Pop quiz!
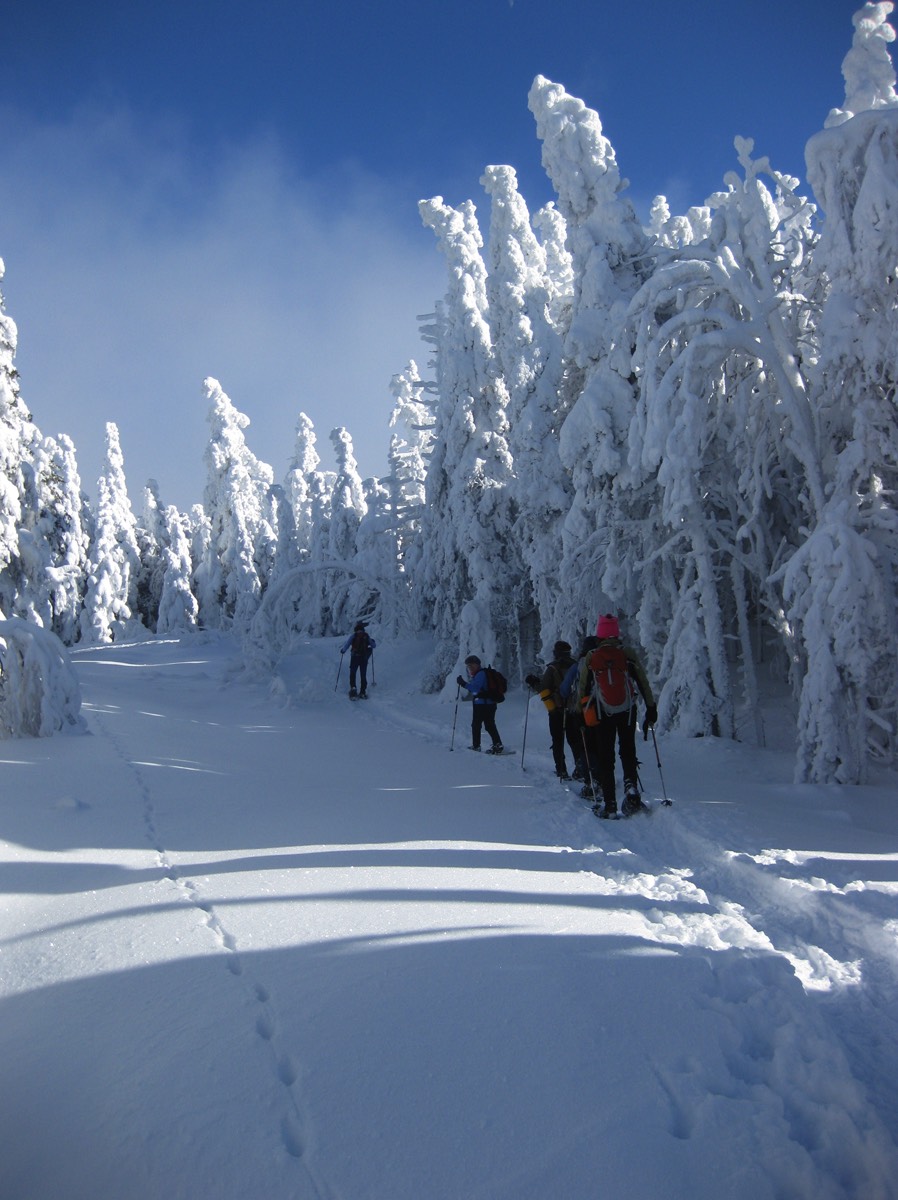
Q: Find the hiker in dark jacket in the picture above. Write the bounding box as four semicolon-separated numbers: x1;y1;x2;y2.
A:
526;640;575;779
588;614;657;817
562;636;600;788
340;622;376;698
456;655;504;754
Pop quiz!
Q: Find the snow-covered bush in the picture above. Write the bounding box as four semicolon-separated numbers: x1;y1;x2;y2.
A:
0;617;86;737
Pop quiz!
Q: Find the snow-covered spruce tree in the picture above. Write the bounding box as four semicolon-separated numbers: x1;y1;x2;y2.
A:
387;361;432;583
0;261;44;623
80;423;141;644
785;0;898;780
156;505;199;635
14;433;91;642
611;140;821;741
325;426;368;633
186;503;216;628
418;196;518;690
481;165;573;661
284;411;321;558
291;468;336;636
200;377;274;632
133;480;167;633
528;77;654;644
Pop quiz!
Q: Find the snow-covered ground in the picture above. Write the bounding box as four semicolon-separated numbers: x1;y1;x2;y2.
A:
1;632;897;1200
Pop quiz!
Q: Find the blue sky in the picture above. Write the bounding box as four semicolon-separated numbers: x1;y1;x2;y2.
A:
0;0;864;509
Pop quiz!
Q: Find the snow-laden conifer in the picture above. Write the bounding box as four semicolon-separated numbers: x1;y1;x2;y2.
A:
134;480;167;632
324;426;368;632
481;165;572;657
80;423;141;644
419;196;516;688
25;433;91;643
0;261;42;622
284;412;321;559
787;0;898;779
528;78;652;644
387;361;432;596
201;377;274;632
156;505;199;635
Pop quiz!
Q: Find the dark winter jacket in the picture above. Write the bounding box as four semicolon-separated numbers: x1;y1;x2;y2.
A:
527;654;575;709
341;630;376;659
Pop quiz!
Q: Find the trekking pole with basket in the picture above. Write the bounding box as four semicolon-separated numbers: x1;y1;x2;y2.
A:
334;650;345;692
645;721;671;805
521;683;532;770
450;683;461;751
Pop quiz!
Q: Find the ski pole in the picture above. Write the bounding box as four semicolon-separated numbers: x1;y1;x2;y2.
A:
370;650;376;686
581;726;599;806
334;650;345;692
450;683;461;750
521;684;532;769
650;726;671;805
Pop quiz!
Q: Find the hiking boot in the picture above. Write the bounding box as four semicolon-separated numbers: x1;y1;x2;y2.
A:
349;686;358;698
580;783;595;799
359;690;367;698
598;801;618;819
557;771;571;781
622;791;642;816
469;745;481;752
486;743;504;755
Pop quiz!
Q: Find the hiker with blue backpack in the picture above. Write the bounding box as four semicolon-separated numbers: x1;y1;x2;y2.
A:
456;655;505;754
583;614;657;818
341;622;376;699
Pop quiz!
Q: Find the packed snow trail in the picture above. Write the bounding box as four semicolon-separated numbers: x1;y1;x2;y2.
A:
0;634;896;1200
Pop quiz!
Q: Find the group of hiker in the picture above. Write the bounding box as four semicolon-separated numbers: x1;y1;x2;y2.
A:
524;613;657;818
338;612;658;818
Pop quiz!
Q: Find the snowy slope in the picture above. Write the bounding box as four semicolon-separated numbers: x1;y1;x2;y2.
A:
1;633;896;1200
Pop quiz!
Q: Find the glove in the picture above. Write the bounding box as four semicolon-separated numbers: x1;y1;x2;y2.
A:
456;675;466;688
525;674;539;689
644;705;658;729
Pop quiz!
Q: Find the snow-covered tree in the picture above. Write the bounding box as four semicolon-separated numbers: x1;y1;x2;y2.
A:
200;377;274;632
80;423;141;644
0;617;86;737
14;433;91;642
386;361;432;585
418;196;517;688
481;164;573;658
788;0;898;780
528;76;654;644
134;480;167;632
284;412;321;559
156;505;199;635
0;261;42;622
325;426;368;632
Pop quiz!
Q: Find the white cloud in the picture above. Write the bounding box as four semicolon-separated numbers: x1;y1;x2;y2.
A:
0;105;445;510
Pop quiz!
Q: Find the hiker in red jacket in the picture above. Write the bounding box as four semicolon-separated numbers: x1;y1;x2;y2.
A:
587;614;657;818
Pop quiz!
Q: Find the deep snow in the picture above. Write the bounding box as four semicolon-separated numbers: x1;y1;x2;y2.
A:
1;633;897;1200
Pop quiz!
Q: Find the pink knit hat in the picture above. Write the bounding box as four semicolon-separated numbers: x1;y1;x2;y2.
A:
596;613;620;639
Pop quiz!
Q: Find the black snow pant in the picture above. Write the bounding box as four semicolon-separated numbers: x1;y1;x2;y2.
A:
595;707;639;808
548;708;569;775
349;654;370;693
472;701;501;750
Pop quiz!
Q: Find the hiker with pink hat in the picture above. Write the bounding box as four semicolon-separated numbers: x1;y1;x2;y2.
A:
581;613;657;818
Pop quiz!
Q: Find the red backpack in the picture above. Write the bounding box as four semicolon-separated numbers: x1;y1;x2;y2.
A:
588;644;636;715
